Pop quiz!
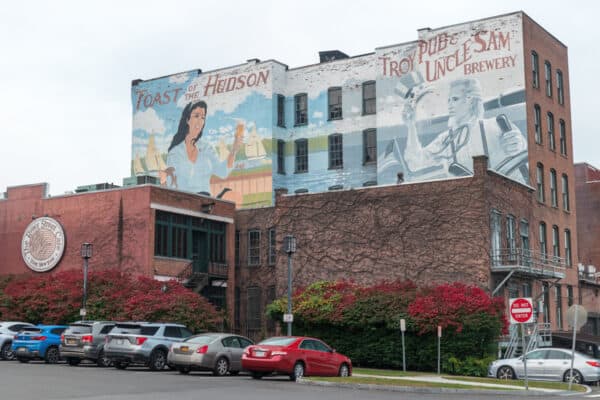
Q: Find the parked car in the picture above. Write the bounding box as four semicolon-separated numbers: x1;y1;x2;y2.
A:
0;321;35;360
488;347;600;384
104;322;192;370
241;336;352;381
11;325;68;364
60;321;116;367
168;333;253;376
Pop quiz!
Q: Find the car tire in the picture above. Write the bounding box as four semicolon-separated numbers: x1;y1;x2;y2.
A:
17;357;29;363
67;358;81;366
44;347;60;364
496;365;515;380
338;363;350;377
251;371;264;380
178;366;191;375
149;349;167;371
1;342;14;361
114;361;128;370
213;357;229;376
290;362;304;381
564;369;584;384
96;350;112;368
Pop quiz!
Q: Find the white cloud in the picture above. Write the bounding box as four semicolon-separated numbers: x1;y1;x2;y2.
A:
133;108;165;134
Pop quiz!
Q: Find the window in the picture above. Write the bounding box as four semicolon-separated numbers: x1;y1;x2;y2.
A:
507;215;516;257
277;94;285;127
539;222;547;260
545;61;552;97
564;229;572;266
210;230;225;263
557;70;564;105
295;139;308;173
248;230;261;266
522;282;532;298
547;112;555;151
277;140;286;174
555;285;563;330
534;105;542;144
247;287;262;330
490;209;502;265
562;174;570;211
552;225;560;260
235;230;240;268
294;93;307;126
520;219;530;265
567;285;574;306
328;87;342;120
550;169;558;207
268;228;276;265
559;119;567;156
363;129;377;164
531;51;539;88
362;81;376;115
328;133;343;169
542;282;550;323
234;287;240;329
536;163;545;203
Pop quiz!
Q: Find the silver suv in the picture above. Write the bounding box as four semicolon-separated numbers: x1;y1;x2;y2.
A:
60;321;116;367
0;322;35;360
104;322;192;370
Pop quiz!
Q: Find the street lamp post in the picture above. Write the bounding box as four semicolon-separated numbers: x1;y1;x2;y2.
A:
284;235;297;336
80;243;93;321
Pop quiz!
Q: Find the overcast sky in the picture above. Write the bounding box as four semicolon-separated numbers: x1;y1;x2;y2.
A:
1;0;597;196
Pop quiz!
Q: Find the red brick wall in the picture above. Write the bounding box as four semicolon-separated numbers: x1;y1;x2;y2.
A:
575;163;600;268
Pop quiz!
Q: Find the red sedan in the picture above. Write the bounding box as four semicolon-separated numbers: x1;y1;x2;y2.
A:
241;336;352;381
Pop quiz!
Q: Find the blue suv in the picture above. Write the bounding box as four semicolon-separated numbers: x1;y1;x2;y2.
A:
12;325;68;364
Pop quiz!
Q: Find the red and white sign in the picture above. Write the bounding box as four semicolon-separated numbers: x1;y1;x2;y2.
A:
509;297;534;324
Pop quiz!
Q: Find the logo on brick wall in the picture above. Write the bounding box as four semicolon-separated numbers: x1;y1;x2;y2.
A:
21;217;65;272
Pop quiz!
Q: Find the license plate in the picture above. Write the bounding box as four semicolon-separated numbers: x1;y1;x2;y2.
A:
180;346;189;352
115;339;124;345
17;347;27;353
254;350;265;357
66;339;77;345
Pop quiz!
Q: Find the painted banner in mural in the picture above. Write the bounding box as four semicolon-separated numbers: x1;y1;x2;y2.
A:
376;14;528;185
131;65;274;208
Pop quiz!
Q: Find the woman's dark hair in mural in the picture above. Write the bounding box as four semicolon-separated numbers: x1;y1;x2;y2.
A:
168;100;208;152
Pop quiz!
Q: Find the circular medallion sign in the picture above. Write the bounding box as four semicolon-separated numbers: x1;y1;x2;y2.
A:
21;217;65;272
509;297;534;324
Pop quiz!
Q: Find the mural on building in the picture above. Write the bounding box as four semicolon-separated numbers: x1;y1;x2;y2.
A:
377;14;528;185
131;65;274;208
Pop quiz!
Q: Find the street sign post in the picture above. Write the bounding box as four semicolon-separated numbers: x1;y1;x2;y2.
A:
400;318;406;372
509;297;533;390
437;326;441;374
566;305;588;390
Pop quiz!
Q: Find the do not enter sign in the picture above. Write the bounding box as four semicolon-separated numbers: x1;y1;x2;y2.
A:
509;297;534;324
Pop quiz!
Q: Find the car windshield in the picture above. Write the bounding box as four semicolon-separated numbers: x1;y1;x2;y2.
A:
185;335;217;344
258;337;297;346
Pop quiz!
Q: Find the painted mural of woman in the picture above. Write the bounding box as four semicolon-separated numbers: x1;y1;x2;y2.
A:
162;100;243;195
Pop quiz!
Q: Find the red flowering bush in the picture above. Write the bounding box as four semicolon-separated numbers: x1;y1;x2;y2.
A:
0;269;222;332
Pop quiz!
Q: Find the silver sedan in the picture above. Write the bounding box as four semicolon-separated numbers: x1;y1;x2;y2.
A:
168;333;253;376
488;347;600;384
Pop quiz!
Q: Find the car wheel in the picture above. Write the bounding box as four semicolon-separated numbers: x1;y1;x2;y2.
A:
45;347;60;364
338;363;350;377
564;369;584;384
17;357;29;363
96;350;112;368
251;371;264;380
149;349;167;371
290;362;305;381
496;365;515;380
178;366;191;375
114;361;128;370
67;358;81;366
213;357;229;376
1;342;14;361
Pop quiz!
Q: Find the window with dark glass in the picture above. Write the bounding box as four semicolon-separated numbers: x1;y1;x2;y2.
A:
562;174;570;211
559;119;567;155
294;93;307;126
277;139;285;174
557;70;564;105
328;133;343;169
536;163;545;203
542;282;550;323
522;282;532;298
552;225;560;260
268;228;276;265
277;94;285;127
564;229;572;266
247;287;262;330
567;285;574;306
539;222;547;259
248;230;261;266
328;87;342;120
534;104;542;144
531;51;539;88
362;81;376;115
555;284;562;329
363;129;377;164
490;209;502;265
547;112;555;151
550;169;558;207
295;139;308;173
507;214;516;256
545;61;552;97
235;230;240;268
521;219;531;266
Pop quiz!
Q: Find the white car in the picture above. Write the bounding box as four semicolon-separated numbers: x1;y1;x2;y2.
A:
489;347;600;384
0;321;35;360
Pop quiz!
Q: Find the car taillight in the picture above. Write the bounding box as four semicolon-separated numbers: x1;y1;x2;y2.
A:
82;335;93;344
61;334;65;342
135;337;148;345
196;345;208;354
31;336;46;341
586;361;600;367
271;351;287;356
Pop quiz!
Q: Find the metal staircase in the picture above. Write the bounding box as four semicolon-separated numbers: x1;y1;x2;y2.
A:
501;322;552;359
